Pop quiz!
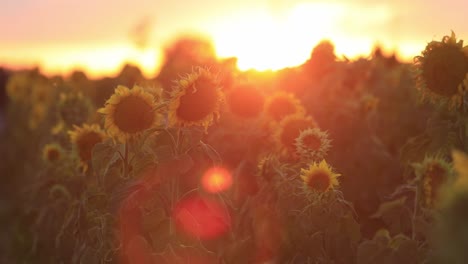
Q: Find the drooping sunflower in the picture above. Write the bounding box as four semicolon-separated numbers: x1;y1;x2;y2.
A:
301;160;341;193
227;84;265;119
168;67;223;130
415;157;451;208
264;92;305;122
98;85;160;142
294;128;331;161
414;31;468;107
42;143;64;163
68;124;107;166
275;114;317;154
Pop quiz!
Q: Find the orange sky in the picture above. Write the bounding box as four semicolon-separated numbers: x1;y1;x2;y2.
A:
1;0;468;78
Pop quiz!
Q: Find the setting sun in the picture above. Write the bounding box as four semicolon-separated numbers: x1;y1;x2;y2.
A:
208;3;344;71
205;2;411;71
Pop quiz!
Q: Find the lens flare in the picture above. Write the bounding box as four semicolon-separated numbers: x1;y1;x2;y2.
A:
173;194;231;240
201;167;233;193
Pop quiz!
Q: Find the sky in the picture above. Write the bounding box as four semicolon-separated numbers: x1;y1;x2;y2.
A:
1;0;468;78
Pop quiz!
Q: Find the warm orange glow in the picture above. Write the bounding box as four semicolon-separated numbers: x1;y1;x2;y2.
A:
201;167;233;193
206;2;417;71
0;43;161;79
173;194;231;240
0;0;454;77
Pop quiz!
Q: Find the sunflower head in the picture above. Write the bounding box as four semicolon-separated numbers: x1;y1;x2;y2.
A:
275;114;317;154
227;84;265;118
98;85;160;143
168;67;223;130
32;79;54;105
264;92;305;122
58;91;94;127
300;160;340;193
68;123;107;165
256;155;280;182
415;157;452;208
28;103;47;129
42;143;64;163
6;71;32;103
414;31;468;107
294;128;331;161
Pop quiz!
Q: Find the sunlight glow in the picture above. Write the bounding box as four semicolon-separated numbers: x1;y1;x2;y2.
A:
202;167;233;193
207;2;406;71
0;1;428;77
173;194;231;240
0;43;161;79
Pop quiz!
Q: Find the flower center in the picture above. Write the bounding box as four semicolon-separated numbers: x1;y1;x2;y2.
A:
176;75;219;122
77;132;104;162
422;45;468;96
302;134;321;151
306;171;331;192
47;149;60;162
113;95;154;133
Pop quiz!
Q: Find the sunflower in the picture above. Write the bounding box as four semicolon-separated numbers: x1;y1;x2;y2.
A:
415;157;451;208
264;92;305;122
275;114;317;154
28;103;47;129
301;160;340;193
98;85;159;142
414;31;468;107
452;149;468;189
42;143;64;163
31;79;53;105
168;67;223;130
58;91;94;127
69;124;107;166
227;84;265;118
256;155;279;182
6;71;31;103
294;128;331;161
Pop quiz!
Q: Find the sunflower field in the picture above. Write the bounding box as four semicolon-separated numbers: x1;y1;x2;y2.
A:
1;32;468;264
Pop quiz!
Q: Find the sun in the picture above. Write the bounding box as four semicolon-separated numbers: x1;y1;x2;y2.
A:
207;3;344;71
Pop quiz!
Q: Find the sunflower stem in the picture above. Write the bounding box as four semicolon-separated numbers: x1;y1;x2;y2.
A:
460;95;467;151
123;140;129;178
412;187;419;240
176;127;182;155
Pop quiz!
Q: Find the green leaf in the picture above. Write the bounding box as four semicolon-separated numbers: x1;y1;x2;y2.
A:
199;141;221;164
370;197;411;234
357;239;392;264
92;140;120;182
153;145;174;161
131;152;157;177
174;153;194;174
340;214;362;245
